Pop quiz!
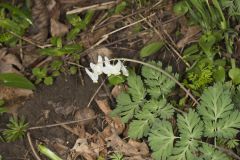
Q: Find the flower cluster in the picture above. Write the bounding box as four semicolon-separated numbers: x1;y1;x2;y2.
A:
85;56;129;83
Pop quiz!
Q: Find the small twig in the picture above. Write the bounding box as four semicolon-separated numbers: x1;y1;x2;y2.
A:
28;116;97;130
87;78;107;108
67;61;86;69
27;132;42;160
138;14;190;67
67;1;120;15
7;30;45;49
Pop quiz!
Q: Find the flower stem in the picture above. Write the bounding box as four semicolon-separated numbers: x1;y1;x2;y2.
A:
112;58;199;105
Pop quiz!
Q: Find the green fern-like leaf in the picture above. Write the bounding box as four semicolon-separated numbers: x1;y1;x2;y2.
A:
141;61;178;99
177;109;203;139
199;144;230;160
127;72;145;102
128;119;150;139
198;83;240;138
170;110;203;160
170;138;198;160
149;120;176;160
111;72;145;123
142;99;174;119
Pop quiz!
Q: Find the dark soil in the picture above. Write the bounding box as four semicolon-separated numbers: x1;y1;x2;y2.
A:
0;74;101;159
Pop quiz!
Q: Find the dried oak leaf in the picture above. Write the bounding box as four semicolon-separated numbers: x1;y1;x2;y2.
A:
30;0;49;43
105;129;149;157
50;18;69;37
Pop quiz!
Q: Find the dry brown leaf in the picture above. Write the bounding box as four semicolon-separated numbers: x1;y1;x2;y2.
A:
89;47;113;63
95;99;125;135
0;86;33;100
50;18;69;37
30;0;49;43
105;129;149;157
177;26;201;49
111;85;126;98
68;138;97;160
74;108;96;125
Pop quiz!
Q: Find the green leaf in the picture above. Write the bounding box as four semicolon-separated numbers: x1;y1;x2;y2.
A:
108;75;125;85
141;61;178;98
0;107;7;115
213;66;225;82
177;109;203;139
44;77;53;86
199;33;216;58
229;68;240;84
173;1;188;15
128;120;149;139
140;41;165;58
111;93;140;123
216;111;240;138
0;3;32;24
170;139;196;160
50;60;63;71
3;117;28;142
199;144;230;160
148;120;175;160
40;44;83;56
32;67;47;79
127;72;145;102
0;99;4;106
50;37;62;48
198;83;236;138
38;144;62;160
0;73;35;90
142;99;174;119
115;1;127;14
69;66;77;75
67;27;80;40
84;10;94;25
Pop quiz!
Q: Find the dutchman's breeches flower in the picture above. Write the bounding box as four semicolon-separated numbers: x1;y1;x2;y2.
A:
85;56;129;83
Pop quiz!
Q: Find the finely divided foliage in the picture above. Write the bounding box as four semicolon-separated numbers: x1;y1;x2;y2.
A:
112;61;240;160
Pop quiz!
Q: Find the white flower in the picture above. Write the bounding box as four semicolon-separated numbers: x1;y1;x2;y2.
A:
102;57;121;76
85;56;129;83
121;63;129;76
85;68;98;83
89;55;103;75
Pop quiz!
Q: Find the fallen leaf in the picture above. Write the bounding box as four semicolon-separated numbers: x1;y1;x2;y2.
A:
74;107;96;125
68;138;97;160
51;18;69;37
111;85;126;98
95;99;125;135
105;128;149;157
177;26;201;49
89;47;113;63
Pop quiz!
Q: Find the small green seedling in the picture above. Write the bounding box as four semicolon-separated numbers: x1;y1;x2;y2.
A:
38;144;62;160
3;117;28;142
32;67;53;86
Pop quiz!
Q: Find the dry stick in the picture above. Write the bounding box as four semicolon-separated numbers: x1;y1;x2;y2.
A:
7;30;45;49
93;0;164;31
89;13;156;50
66;0;121;15
87;78;107;108
28;116;97;130
112;58;199;105
27;132;42;160
138;14;190;67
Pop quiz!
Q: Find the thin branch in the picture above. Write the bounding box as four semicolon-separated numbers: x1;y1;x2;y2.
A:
7;30;45;49
28;116;97;130
87;78;107;108
27;132;42;160
66;1;121;15
111;58;199;105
